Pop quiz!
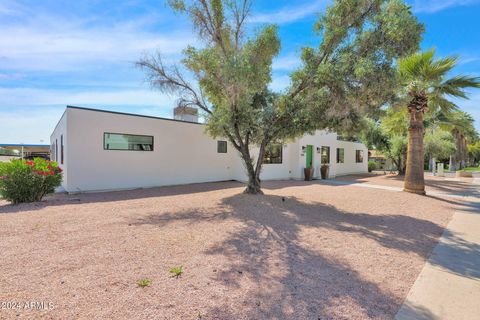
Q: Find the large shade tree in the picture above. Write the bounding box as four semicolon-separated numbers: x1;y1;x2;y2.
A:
397;49;480;194
138;0;423;194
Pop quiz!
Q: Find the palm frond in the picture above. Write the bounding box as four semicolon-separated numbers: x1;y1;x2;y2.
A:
398;49;435;81
436;75;480;98
424;55;458;80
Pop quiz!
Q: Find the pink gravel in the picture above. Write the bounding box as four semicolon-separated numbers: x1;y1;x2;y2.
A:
0;179;463;319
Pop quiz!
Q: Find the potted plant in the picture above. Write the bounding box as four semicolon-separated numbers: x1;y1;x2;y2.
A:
304;166;314;181
320;164;329;179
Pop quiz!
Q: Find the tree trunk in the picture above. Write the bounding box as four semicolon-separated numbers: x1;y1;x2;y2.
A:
404;110;425;195
396;155;406;175
239;149;263;195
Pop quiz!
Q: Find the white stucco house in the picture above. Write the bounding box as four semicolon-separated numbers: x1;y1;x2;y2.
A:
50;106;368;193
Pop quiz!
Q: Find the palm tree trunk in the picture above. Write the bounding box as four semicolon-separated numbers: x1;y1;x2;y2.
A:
404;110;425;194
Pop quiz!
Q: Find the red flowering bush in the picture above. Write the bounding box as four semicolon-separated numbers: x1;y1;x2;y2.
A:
0;158;63;204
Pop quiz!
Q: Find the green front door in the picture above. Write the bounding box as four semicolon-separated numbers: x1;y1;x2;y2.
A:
306;145;313;168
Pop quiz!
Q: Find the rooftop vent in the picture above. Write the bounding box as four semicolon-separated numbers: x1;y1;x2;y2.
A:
173;106;198;123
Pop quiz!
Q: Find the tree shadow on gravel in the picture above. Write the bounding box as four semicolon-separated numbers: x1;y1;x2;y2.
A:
133;193;447;319
0;180;243;214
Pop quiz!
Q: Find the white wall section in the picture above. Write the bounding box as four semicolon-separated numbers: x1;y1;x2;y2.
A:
51;106;368;193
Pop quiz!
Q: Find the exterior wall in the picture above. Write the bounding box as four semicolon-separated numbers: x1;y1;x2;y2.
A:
62;108;234;192
334;140;368;176
53;107;368;192
50;110;68;189
232;142;298;182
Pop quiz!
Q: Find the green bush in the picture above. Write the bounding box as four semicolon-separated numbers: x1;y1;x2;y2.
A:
0;158;63;204
368;161;377;172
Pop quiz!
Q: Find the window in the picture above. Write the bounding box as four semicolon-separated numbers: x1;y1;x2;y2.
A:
51;143;55;161
356;150;364;163
263;144;282;164
217;140;227;153
321;146;330;164
104;133;153;151
336;148;344;164
60;135;64;164
55;139;58;162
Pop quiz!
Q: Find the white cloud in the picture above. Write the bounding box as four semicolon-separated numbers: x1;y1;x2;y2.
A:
0;87;176;108
413;0;480;13
0;106;66;144
250;1;328;24
459;56;480;65
452;91;480;131
0;22;194;72
272;54;302;71
269;75;291;92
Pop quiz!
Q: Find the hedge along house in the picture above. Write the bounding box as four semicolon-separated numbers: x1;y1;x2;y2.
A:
50;106;368;193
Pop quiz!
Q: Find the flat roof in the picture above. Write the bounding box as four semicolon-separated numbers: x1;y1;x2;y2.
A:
66;105;203;125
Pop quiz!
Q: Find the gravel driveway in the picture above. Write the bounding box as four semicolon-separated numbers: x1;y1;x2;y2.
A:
0;179;461;319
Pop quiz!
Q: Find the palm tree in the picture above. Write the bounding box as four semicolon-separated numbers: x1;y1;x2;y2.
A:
397;49;480;194
443;111;477;170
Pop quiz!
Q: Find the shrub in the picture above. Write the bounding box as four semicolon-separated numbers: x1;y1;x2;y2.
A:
368;161;377;172
169;266;183;278
137;278;151;288
0;158;63;204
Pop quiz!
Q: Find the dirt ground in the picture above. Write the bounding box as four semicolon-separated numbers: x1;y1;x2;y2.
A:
0;176;468;319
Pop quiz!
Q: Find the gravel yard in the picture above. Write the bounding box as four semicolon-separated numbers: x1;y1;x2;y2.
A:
0;178;462;319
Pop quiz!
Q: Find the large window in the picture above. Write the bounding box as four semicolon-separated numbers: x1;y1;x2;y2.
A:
356;150;364;163
217;141;227;153
336;148;344;164
60;135;64;164
321;146;330;164
264;144;282;164
104;133;154;151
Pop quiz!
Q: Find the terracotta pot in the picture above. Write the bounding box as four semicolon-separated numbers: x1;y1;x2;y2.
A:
320;165;329;179
304;167;314;181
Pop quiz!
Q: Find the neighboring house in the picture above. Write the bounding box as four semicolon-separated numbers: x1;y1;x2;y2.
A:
368;149;394;171
0;144;50;162
51;106;368;193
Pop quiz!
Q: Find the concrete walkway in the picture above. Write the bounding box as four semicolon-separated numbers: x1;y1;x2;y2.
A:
397;176;480;320
395;198;480;320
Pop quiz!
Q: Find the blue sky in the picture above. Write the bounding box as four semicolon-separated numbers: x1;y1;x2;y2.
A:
1;0;480;144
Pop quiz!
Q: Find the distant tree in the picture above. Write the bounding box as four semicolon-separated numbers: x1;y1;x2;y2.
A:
468;141;480;165
423;128;456;166
397;49;480;194
138;0;423;194
437;110;478;170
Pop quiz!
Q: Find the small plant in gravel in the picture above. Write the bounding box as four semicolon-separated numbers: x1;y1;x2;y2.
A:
0;158;63;204
137;278;151;288
170;266;183;278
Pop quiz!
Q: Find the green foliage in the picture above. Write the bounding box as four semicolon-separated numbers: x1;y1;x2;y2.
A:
368;161;377;172
423;128;456;160
0;158;63;204
397;48;480;115
468;141;480;163
292;0;424;132
138;0;424;193
169;265;183;278
459;166;480;172
137;278;152;287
